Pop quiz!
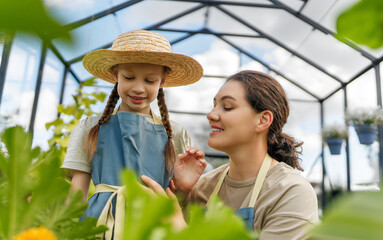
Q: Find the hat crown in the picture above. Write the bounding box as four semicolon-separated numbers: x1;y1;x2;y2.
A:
111;30;172;53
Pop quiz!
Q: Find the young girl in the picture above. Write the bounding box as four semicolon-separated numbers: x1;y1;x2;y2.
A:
143;70;319;239
61;30;206;239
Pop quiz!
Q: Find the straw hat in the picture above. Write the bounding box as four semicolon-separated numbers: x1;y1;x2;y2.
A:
82;30;203;87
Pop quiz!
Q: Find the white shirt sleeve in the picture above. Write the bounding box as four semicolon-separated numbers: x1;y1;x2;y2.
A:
61;116;100;173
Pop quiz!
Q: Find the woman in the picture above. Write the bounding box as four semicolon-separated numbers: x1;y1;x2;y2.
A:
143;70;319;239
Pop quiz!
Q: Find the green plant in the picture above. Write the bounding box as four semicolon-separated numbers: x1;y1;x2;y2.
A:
0;126;107;239
310;190;383;239
0;0;72;43
346;107;383;126
321;124;348;140
45;78;107;163
121;170;258;240
336;0;383;49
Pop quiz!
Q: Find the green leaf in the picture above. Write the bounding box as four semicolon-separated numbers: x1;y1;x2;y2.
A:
0;0;72;43
310;191;383;239
336;0;383;49
82;78;97;86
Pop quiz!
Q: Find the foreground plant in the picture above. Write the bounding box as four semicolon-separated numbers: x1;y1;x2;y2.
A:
0;126;106;239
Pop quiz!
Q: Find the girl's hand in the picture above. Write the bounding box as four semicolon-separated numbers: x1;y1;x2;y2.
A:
173;146;207;194
141;175;187;231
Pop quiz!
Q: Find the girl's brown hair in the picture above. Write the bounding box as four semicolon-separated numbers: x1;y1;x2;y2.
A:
227;70;304;170
85;66;176;174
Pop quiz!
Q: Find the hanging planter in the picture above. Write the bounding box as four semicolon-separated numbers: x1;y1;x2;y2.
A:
322;124;348;155
346;108;383;145
354;124;377;145
326;138;343;155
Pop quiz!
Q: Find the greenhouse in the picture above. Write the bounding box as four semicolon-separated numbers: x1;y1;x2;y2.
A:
1;0;383;239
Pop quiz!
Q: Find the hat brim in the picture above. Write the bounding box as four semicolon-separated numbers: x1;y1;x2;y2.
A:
82;49;203;87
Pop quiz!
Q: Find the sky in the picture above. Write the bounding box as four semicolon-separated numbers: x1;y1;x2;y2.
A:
1;0;383;190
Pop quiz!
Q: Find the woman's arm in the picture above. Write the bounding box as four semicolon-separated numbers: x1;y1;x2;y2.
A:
71;170;91;202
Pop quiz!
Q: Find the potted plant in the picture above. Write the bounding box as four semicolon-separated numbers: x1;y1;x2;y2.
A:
346;107;383;145
322;124;348;155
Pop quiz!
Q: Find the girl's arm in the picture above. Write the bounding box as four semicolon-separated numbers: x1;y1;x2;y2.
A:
71;170;91;202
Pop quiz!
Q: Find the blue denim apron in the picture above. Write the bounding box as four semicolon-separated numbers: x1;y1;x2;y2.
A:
206;154;272;230
84;111;170;239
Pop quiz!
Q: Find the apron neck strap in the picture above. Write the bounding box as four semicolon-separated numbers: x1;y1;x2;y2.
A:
248;153;272;207
151;110;163;125
205;153;273;208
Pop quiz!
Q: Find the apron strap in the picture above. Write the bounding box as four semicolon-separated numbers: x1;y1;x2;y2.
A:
151;111;163;125
205;165;230;207
206;153;273;208
248;154;272;207
95;184;126;240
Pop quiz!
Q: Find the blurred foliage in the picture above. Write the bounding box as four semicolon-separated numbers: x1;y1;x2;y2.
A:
310;191;383;240
336;0;383;49
0;126;107;239
0;0;72;43
121;170;257;240
45;78;106;163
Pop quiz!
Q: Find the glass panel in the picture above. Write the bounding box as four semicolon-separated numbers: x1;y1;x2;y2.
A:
272;74;318;101
116;1;203;32
285;101;321;180
208;7;257;35
71;61;93;81
0;33;42;130
278;0;305;11
297;31;371;82
32;50;65;149
172;34;220;59
46;0;127;25
62;74;80;106
52;14;121;62
164;76;225;113
222;6;312;49
280;56;341;98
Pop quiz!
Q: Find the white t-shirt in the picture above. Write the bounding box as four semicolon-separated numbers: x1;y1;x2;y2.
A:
61;110;191;173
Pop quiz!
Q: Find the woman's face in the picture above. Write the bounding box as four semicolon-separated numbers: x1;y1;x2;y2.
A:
114;63;165;115
207;80;259;152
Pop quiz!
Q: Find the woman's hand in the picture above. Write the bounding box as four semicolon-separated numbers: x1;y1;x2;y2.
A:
141;175;187;231
172;146;207;194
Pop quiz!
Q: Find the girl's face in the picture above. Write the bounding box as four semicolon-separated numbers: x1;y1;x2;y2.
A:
114;63;165;115
207;80;259;152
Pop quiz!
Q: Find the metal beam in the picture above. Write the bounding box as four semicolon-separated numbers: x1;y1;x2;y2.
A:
213;32;321;100
215;5;345;84
66;4;207;65
268;0;377;62
154;27;263;38
343;86;351;191
29;43;48;133
375;64;383;182
0;33;14;105
320;102;327;211
57;67;69;118
161;0;280;8
170;32;197;45
63;0;143;33
146;4;207;30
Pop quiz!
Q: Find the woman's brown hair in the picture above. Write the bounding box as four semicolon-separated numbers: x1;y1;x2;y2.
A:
85;66;176;174
227;70;304;170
